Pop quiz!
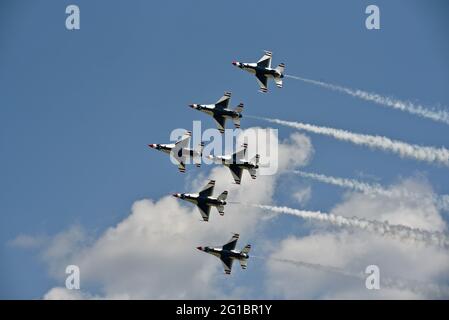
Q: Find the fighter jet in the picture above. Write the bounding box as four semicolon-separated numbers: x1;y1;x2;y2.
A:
173;180;228;222
197;233;251;275
189;92;244;134
232;50;285;93
148;131;203;173
209;143;259;185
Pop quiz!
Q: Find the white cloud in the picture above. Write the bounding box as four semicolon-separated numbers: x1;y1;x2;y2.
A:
333;177;447;232
40;128;313;299
17;129;449;300
264;178;449;299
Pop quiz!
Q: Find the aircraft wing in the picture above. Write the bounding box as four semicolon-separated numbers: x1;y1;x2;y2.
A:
255;73;268;93
220;256;234;275
212;115;226;133
228;165;243;185
215;92;231;110
175;131;191;150
222;233;239;251
257;51;272;68
198;180;215;197
197;202;211;221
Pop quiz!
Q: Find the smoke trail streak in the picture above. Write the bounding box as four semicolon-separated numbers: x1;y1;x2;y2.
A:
248;116;449;167
285;75;449;126
293;170;449;212
251;204;449;248
253;256;449;298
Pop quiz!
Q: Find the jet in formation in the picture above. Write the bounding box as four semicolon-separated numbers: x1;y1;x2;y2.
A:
209;143;259;185
148;131;203;173
232;50;285;93
173;180;228;222
189;92;244;133
197;233;251;274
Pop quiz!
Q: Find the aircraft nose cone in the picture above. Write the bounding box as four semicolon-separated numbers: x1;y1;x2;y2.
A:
148;144;156;149
196;246;203;251
232;61;237;66
173;193;180;198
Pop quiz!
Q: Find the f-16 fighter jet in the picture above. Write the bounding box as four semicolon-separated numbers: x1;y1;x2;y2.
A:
209;143;259;185
197;233;251;275
189;92;244;134
232;50;285;93
148;131;203;173
173;180;228;222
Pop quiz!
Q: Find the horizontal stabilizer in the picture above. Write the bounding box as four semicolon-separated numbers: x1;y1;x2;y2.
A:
217;205;225;216
234;103;244;114
242;244;251;254
275;63;285;74
217;190;228;201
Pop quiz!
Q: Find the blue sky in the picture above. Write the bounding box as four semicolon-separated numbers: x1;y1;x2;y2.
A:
1;0;449;299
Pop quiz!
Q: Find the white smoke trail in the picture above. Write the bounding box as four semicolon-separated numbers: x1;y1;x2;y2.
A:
250;116;449;167
257;256;449;298
285;75;449;126
293;170;449;212
294;170;389;196
252;204;449;248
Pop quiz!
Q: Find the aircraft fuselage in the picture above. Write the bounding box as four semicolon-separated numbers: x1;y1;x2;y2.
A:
175;193;226;207
193;105;242;120
149;144;199;158
219;158;258;171
201;246;249;261
238;63;283;79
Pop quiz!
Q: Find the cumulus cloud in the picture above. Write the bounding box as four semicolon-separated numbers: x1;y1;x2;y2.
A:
264;178;449;299
14;128;449;300
38;128;313;299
